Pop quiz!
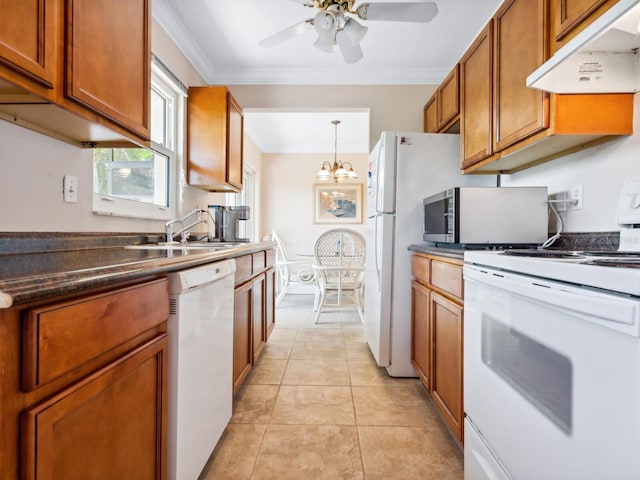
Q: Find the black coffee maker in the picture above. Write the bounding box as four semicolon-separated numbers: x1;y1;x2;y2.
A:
208;205;250;242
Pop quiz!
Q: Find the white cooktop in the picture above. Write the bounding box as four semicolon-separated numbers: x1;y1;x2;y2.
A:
464;250;640;297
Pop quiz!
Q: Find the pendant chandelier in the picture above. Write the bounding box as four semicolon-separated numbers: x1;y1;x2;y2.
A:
316;120;358;183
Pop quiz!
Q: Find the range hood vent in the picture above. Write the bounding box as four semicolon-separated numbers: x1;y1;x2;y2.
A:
527;0;640;93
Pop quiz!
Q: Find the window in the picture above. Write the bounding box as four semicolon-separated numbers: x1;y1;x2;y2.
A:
92;63;184;220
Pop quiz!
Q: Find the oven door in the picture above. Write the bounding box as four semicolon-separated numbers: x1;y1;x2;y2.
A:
463;264;640;480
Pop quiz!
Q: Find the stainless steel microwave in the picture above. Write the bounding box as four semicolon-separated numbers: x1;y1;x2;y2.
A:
423;186;549;244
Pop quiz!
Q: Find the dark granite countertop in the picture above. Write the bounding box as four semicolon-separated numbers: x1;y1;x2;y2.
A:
0;233;275;309
408;232;620;261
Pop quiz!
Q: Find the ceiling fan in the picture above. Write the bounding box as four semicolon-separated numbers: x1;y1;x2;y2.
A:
259;0;438;64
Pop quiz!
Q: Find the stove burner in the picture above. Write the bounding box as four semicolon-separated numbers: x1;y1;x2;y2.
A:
499;249;584;259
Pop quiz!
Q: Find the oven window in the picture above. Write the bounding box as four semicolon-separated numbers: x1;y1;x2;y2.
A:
481;315;573;434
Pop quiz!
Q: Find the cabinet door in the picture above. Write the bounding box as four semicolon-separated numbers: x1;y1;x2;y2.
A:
226;92;243;190
494;0;549;152
0;0;58;90
252;275;265;361
411;280;431;390
233;281;253;394
21;335;167;480
66;0;151;139
430;292;463;442
265;267;276;339
554;0;609;42
461;22;493;170
438;65;460;130
423;95;438;133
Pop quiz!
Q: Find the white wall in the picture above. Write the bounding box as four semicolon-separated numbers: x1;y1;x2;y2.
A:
502;93;640;233
261;152;368;256
229;85;434;150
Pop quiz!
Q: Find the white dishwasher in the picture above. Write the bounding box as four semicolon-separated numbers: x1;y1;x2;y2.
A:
166;259;236;480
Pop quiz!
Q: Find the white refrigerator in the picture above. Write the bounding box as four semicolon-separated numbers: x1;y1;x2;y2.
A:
363;132;492;377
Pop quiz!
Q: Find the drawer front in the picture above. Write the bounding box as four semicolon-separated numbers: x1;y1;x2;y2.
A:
234;254;253;285
252;251;266;271
22;279;168;391
411;255;431;284
431;260;463;301
266;248;276;268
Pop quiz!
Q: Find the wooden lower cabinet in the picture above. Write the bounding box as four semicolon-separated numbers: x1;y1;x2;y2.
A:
265;267;276;339
21;335;167;480
232;248;277;394
0;278;169;479
233;280;253;394
411;253;464;443
430;292;464;441
252;274;266;362
411;280;431;389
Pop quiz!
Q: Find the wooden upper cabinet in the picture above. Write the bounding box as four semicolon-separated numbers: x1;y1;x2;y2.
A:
438;64;460;131
552;0;617;49
493;0;549;153
65;0;151;140
458;0;632;174
424;96;438;133
0;0;58;94
461;22;493;170
187;86;244;192
423;65;460;134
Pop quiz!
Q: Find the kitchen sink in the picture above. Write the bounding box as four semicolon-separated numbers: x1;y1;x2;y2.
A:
124;242;239;251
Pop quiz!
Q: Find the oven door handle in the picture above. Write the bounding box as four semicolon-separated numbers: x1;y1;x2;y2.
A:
464;266;640;336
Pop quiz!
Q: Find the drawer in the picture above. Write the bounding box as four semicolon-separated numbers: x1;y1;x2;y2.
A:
411;254;431;284
234;254;253;285
431;260;463;301
252;251;266;271
266;248;276;268
22;279;168;392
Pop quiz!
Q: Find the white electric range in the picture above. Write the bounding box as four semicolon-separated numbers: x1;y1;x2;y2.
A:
463;247;640;480
462;204;640;480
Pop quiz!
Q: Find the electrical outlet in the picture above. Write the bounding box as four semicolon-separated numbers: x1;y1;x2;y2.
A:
567;184;583;210
549;191;569;212
63;175;78;203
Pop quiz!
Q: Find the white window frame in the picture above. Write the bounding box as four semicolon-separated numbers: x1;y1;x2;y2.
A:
92;63;185;221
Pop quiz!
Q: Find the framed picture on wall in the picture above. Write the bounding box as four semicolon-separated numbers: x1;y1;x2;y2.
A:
313;183;363;224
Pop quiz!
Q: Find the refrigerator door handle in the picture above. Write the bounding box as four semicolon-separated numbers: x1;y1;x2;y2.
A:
374;137;385;215
374;213;382;288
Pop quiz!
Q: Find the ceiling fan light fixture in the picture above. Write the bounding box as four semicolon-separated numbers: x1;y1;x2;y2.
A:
342;17;368;46
336;30;364;63
313;10;336;52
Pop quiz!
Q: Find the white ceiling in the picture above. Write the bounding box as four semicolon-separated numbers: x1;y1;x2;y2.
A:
243;109;370;153
152;0;503;153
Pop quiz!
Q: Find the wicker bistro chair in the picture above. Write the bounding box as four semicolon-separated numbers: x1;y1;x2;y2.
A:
312;228;366;324
270;230;316;306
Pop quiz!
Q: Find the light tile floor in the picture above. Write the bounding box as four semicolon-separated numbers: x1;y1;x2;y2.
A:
201;295;463;480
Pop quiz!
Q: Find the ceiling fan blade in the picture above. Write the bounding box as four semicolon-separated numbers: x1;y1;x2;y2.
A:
356;2;438;22
259;20;313;47
336;30;364;63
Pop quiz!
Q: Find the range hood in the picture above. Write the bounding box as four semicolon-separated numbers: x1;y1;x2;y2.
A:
527;0;640;93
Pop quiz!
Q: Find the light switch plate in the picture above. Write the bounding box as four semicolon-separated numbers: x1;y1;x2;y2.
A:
63;175;78;203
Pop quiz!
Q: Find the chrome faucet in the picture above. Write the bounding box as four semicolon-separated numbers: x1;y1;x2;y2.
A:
165;208;208;243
